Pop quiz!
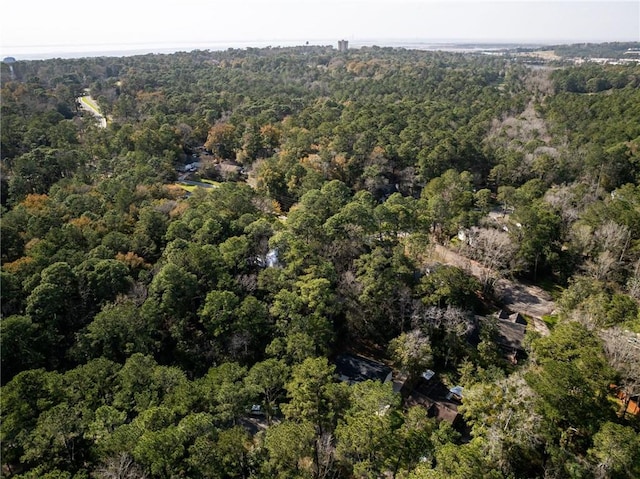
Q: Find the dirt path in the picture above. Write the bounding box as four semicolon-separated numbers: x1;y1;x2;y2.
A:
431;244;553;335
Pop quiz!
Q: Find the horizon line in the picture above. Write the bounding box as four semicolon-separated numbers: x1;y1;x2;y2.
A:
3;37;639;61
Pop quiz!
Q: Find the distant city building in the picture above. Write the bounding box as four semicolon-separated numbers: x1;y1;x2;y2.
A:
338;40;348;52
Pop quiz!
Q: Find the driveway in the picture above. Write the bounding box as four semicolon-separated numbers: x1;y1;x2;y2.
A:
431;244;553;334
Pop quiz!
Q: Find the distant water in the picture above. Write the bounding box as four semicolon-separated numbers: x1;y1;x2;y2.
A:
2;39;547;61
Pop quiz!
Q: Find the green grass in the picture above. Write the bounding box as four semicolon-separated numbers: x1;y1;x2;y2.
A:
622;318;640;334
200;179;221;186
541;314;559;329
81;96;101;114
175;183;197;192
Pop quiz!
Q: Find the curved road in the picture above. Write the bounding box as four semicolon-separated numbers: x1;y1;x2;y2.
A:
78;94;107;128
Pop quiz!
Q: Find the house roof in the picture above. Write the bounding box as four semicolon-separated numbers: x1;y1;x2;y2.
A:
498;310;526;324
219;162;241;172
429;402;460;424
496;319;526;351
404;378;464;425
334;353;392;383
449;386;464;398
421;369;435;381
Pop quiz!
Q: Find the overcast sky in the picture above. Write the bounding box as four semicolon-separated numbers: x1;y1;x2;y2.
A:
2;1;639;57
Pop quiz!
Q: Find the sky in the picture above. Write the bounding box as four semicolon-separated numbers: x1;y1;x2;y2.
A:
1;1;639;58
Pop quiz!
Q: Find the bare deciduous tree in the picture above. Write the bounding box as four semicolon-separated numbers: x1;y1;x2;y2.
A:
411;305;475;367
545;184;585;225
599;327;640;416
626;260;640;301
93;453;147;479
314;433;338;479
584;250;619;282
411;304;474;336
460;373;543;475
593;221;630;259
388;329;433;379
462;227;516;293
578;221;631;282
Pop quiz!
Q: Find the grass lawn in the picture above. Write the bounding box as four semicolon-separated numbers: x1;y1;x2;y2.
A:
200;179;221;186
81;96;101;115
175;183;197;192
541;314;559;329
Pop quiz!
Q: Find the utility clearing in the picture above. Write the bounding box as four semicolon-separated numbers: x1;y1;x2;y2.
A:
431;244;554;335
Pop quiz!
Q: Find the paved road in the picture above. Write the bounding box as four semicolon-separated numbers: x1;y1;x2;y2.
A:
78;95;107;128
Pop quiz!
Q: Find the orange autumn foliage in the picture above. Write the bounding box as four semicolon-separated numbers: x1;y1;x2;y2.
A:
3;256;33;274
116;252;151;270
21;194;50;211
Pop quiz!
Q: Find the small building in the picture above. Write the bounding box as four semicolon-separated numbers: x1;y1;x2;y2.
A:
421;369;435;381
446;386;464;401
496;318;527;364
338;40;349;52
404;379;463;427
250;404;264;416
253;249;280;269
429;402;461;425
334;353;392;384
611;386;640;416
498;310;526;324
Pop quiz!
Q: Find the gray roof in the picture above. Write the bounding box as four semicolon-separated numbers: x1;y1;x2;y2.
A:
449;386;464;397
421;369;435;381
334;353;392;383
498;310;526;324
496;320;526;350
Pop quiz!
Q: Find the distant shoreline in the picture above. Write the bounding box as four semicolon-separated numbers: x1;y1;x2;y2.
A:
5;38;638;62
1;39;562;61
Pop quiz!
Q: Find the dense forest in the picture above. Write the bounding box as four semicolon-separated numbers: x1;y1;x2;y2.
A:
1;43;639;479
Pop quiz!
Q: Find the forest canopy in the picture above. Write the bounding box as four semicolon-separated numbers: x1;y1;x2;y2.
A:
1;43;639;479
